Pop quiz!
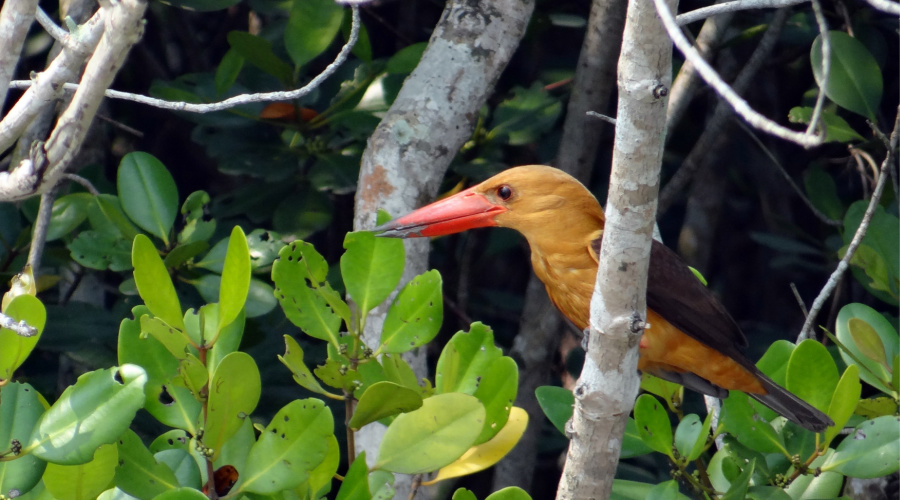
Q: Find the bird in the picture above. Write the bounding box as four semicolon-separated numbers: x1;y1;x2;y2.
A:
374;165;833;432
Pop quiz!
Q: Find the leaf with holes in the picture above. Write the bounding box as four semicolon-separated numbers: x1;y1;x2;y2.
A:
380;270;443;353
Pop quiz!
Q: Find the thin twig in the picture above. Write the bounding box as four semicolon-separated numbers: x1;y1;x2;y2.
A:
26;182;59;276
652;0;824;148
586;110;616;125
805;0;830;137
790;282;809;317
7;7;362;115
675;0;808;25
734;119;843;226
63;173;99;195
34;7;69;45
797;107;900;341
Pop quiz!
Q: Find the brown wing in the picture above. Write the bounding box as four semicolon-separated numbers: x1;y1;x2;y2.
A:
590;237;748;354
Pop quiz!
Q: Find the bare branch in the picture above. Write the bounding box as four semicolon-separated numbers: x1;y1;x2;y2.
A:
676;0;808;25
0;0;39;107
862;0;900;15
0;312;38;337
27;183;59;274
0;9;105;155
35;7;71;45
653;0;824;148
797;107;900;341
805;0;830;137
8;7;361;115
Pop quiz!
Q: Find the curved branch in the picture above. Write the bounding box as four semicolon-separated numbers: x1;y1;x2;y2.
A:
676;0;808;25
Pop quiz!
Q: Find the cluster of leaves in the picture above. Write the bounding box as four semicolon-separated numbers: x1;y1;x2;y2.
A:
0;157;533;499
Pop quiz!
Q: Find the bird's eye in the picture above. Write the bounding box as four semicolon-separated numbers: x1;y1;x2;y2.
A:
497;185;512;201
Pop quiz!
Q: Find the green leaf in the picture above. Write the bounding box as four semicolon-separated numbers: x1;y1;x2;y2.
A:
273;241;342;344
175;354;208;400
303;434;340;499
784;448;843;499
117;152;179;245
823;364;861;447
43;443;118;500
849;317;890;367
70;231;133;271
453;488;478;500
375;393;485;474
118;308;200;433
385;43;426;74
149;487;208;500
341;231;404;317
0;383;47;496
342;11;372;63
163;241;209;270
207;306;245;371
610;479;691;500
721;392;787;455
787;107;866;143
27;365;147;465
89;194;140;240
380;270;443;353
349;382;423;430
369;469;395;500
721;459;753;500
842;201;900;304
802;165;845;220
0;294;46;380
633;394;673;458
472;356;518;444
278;335;336;398
646;481;681;500
140;315;192;360
485;487;533;500
285;0;345;68
335;452;369;500
226;31;292;84
218;226;251;333
215;417;254;481
114;430;178;499
435;322;502;394
489;84;562;146
132;234;185;331
535;385;572;436
836;303;898;394
214;48;244;96
822;415;900;478
640;373;683;414
674;414;703;461
204;352;261;461
46;193;92;241
785;339;838;412
811;31;883;119
239;399;334;494
855;396;898;418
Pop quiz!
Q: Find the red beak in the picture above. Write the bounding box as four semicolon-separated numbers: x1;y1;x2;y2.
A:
373;187;506;238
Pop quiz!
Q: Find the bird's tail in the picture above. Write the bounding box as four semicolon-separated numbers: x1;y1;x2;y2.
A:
748;372;834;432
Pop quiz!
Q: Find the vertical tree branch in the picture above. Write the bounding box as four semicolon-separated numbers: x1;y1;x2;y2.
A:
353;0;534;495
556;0;673;497
0;0;39;108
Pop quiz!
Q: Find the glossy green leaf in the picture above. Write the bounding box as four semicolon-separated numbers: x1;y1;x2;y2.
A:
156;449;201;490
302;434;339;499
842;199;899;306
646;481;681;500
150;487;207;500
214;417;254;484
803;165;844;221
43;443;118;500
435;322;502;394
118;308;200;433
207;306;244;372
720;458;753;500
453;488;478;500
386;43;426;74
640;373;683;414
114;430;178;499
633;394;673;458
786;339;837;412
535;385;572;435
70;231;133;271
811;31;883;119
674;414;703;461
278;335;335;398
721;392;786;455
788;107;866;143
215;48;244;96
855;396;898;418
341;231;404;317
28;365;146;464
285;0;344;68
380;270;443;353
836;303;898;394
175;354;208;400
784;449;843;498
89;194;140;240
375;393;485;474
610;479;691;500
822;415;900;478
273;241;342;345
163;241;209;269
218;226;251;333
369;469;395;500
118;152;178;244
485;486;532;500
226;31;292;84
849;317;889;367
0;294;46;380
0;383;46;496
489;84;563;146
140;315;191;360
472;356;518;444
132;234;185;331
823;364;862;446
46;193;92;241
240;399;334;494
349;382;423;430
335;452;369;500
204;352;261;461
